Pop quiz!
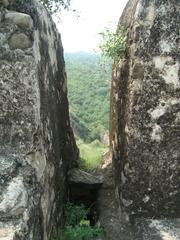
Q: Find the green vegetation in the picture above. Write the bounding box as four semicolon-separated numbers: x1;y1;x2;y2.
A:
70;112;91;141
65;52;110;171
64;204;87;227
63;226;102;240
65;52;112;142
40;0;71;13
77;139;108;172
99;25;127;60
51;203;102;240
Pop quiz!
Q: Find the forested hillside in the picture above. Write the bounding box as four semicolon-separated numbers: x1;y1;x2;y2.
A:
65;52;112;142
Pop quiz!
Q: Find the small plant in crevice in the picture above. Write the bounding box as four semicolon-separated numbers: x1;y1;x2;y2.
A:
51;203;102;240
99;24;128;61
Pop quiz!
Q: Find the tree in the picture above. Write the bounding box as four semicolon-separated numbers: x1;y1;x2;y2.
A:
40;0;71;13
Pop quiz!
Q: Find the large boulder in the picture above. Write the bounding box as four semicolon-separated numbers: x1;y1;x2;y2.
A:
110;0;179;220
0;0;78;239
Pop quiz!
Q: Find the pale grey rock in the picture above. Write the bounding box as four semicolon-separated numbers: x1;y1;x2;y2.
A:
68;168;103;185
0;0;9;7
9;33;30;49
4;0;9;7
0;1;9;23
0;177;27;215
134;218;180;240
5;11;33;29
0;222;15;240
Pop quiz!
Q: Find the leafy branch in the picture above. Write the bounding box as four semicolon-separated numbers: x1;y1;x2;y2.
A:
99;25;127;60
40;0;71;14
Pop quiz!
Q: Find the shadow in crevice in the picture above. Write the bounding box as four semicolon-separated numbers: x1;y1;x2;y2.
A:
67;168;103;226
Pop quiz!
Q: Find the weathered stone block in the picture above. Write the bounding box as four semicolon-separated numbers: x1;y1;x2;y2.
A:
68;168;103;185
9;32;30;49
5;11;33;29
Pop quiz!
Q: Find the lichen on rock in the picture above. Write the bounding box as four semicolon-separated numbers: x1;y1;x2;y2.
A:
0;0;78;239
110;0;180;219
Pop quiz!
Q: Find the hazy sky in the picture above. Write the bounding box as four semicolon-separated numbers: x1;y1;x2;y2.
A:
55;0;128;52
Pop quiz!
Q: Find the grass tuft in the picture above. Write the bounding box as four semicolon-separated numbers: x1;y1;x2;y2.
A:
77;139;108;172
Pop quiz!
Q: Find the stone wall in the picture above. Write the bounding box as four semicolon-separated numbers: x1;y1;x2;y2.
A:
110;0;179;220
0;0;78;239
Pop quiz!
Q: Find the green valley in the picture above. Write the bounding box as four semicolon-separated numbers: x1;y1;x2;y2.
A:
65;52;111;170
65;52;112;142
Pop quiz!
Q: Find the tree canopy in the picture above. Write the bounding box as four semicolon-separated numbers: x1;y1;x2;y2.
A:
65;52;112;142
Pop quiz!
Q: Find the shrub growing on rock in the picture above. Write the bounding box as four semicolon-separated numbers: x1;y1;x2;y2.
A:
99;25;127;60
